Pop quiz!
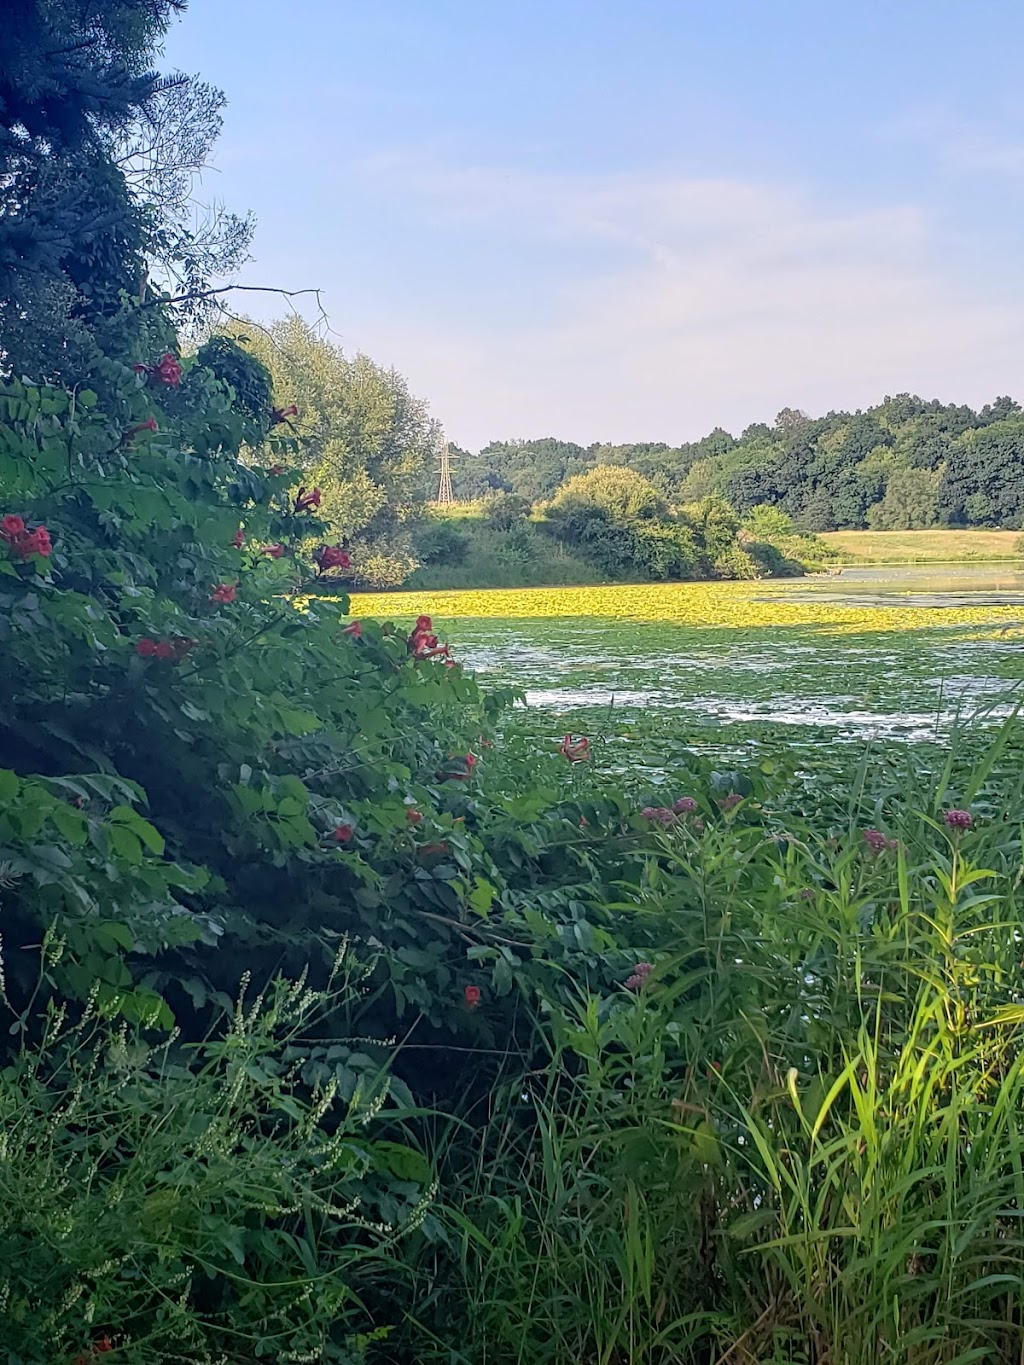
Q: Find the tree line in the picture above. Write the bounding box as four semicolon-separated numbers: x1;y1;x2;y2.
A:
451;395;1024;530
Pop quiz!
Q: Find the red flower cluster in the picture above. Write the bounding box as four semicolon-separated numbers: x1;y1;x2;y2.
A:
341;619;362;638
332;822;354;843
409;615;453;662
262;543;286;558
294;486;321;512
442;753;477;781
944;808;973;830
271;404;298;424
717;792;743;812
560;734;590;763
210;583;236;604
464;984;481;1010
406;807;423;824
73;1334;113;1364
136;636;195;662
315;544;351;572
232;527;245;549
134;352;182;386
1;514;51;559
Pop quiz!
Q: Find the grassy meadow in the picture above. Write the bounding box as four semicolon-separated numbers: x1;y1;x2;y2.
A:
822;527;1023;562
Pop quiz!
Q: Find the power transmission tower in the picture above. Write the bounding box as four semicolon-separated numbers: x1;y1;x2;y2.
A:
434;439;456;506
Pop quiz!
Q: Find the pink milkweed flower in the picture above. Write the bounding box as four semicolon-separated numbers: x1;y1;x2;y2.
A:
641;806;676;826
944;809;973;831
625;962;654;991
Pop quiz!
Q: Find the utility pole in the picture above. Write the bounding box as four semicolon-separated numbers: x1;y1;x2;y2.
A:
434;438;455;506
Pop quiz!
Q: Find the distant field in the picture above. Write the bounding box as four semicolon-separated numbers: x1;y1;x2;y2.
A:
821;529;1022;563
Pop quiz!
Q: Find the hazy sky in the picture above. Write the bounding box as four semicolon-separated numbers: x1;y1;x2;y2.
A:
164;1;1024;449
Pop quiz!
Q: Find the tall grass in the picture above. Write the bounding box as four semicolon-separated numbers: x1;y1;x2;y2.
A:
422;730;1024;1363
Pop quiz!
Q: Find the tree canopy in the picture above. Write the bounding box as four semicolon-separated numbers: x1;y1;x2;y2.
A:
230;316;441;585
451;394;1024;530
0;0;252;381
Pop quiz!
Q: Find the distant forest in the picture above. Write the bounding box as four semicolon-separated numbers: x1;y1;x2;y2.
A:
449;395;1024;530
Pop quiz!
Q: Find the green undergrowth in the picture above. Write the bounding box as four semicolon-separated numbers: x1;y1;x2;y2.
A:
4;353;1024;1363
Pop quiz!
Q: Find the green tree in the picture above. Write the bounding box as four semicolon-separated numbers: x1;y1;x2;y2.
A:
233;316;440;586
866;467;942;530
546;464;668;526
939;419;1024;528
458;437;592;502
1;2;251;380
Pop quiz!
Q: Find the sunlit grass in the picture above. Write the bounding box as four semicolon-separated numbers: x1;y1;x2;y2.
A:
823;527;1023;562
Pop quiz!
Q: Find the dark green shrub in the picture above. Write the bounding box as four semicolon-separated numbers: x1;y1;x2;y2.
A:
484;491;532;530
415;517;470;565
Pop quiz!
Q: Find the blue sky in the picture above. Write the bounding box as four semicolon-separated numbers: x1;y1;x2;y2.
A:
164;1;1024;449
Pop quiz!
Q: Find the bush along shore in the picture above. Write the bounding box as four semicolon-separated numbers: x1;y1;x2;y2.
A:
405;484;839;591
3;342;1024;1362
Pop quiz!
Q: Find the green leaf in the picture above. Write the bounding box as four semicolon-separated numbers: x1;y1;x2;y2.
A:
108;825;142;864
51;805;88;845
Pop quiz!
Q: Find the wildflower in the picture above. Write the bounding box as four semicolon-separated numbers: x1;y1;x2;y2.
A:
625;962;654;991
294;486;322;512
124;417;158;439
641;806;676;826
232;527;244;548
153;640;175;660
718;792;743;812
442;753;476;781
262;542;286;558
560;734;591;763
2;515;52;559
210;583;236;604
332;823;354;843
673;796;698;814
406;808;423;824
862;828;888;854
271;404;298;424
341;620;362;637
944;808;973;830
135;638;158;657
154;352;182;386
314;544;351;572
10;526;50;558
419;841;449;856
464;984;481;1010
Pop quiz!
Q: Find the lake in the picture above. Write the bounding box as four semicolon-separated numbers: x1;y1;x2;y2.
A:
353;566;1024;791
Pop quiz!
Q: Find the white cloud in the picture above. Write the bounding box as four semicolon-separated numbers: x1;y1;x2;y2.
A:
336;158;1024;448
